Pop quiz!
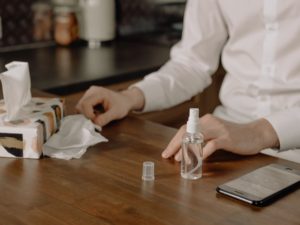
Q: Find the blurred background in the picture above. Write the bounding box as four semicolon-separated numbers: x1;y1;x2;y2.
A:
0;0;223;128
0;0;186;51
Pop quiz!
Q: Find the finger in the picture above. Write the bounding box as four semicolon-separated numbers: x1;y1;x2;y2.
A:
93;109;115;127
202;140;220;160
174;149;182;161
75;90;95;111
76;95;91;114
80;95;105;120
75;106;80;114
161;126;185;159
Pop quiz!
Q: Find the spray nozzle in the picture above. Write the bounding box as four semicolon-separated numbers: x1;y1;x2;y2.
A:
186;108;200;134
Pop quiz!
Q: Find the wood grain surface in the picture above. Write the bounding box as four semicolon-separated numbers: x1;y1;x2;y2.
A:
0;92;299;225
0;117;299;225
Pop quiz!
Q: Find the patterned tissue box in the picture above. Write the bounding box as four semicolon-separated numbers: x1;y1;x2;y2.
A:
0;97;64;159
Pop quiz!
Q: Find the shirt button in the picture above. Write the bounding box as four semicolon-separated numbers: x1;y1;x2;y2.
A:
262;64;275;77
265;23;278;31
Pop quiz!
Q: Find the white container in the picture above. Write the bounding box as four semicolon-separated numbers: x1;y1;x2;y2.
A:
79;0;116;48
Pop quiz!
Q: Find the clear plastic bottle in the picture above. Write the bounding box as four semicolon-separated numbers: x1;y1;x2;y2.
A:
181;108;204;180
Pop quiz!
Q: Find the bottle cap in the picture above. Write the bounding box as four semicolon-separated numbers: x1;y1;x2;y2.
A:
142;161;155;181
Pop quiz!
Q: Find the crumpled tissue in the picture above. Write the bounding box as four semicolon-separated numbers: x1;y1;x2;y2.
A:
43;114;108;160
0;61;32;121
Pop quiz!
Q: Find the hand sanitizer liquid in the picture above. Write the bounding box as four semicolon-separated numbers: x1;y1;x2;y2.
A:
181;108;203;180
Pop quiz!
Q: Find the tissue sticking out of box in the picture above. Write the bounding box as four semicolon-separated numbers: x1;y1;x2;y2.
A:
0;97;64;158
0;61;32;121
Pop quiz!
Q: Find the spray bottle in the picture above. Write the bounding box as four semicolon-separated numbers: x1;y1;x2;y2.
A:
181;108;203;180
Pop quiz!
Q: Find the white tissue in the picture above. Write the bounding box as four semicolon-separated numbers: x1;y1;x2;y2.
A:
0;61;32;121
43;114;108;160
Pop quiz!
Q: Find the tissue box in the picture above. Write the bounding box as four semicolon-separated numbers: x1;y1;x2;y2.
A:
0;97;64;159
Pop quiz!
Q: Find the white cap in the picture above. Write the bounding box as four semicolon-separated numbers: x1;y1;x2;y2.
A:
186;108;200;134
142;161;155;181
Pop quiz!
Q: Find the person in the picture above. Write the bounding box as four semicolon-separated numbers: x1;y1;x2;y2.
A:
76;0;300;163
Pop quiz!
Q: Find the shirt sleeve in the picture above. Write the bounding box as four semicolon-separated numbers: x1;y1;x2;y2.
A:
264;107;300;150
132;0;228;112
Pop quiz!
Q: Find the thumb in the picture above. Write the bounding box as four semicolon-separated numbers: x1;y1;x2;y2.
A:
93;110;115;127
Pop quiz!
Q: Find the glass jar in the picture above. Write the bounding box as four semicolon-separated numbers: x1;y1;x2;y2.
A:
54;7;78;46
32;3;53;41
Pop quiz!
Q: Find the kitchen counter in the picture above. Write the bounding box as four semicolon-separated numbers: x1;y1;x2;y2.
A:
0;38;225;128
0;40;170;95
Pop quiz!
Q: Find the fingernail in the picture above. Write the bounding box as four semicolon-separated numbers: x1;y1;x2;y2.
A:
161;151;168;158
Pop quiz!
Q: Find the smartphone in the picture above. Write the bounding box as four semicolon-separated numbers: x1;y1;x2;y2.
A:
216;163;300;206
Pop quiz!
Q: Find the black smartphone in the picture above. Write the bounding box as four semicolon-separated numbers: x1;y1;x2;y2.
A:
216;163;300;206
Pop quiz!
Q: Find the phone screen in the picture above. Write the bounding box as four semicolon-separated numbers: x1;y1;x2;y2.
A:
218;164;300;204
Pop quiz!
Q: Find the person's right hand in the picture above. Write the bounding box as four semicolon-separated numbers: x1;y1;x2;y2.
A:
161;114;280;161
76;86;145;127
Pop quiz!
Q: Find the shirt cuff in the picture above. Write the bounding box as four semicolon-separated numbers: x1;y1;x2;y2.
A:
264;108;300;150
129;73;166;113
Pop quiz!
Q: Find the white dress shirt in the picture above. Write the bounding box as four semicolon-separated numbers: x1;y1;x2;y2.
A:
133;0;300;163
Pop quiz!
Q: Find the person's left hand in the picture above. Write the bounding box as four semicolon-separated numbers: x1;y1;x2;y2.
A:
161;114;279;161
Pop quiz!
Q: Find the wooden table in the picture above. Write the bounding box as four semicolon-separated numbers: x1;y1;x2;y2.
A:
0;115;299;225
0;88;299;225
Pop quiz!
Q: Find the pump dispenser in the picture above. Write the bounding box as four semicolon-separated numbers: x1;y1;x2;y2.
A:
181;108;203;180
186;108;200;134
